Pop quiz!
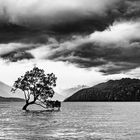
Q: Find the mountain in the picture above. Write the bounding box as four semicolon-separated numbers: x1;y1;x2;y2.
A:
61;85;88;99
52;92;65;101
0;96;24;102
0;81;24;101
65;78;140;102
0;81;24;98
0;81;64;101
0;81;14;97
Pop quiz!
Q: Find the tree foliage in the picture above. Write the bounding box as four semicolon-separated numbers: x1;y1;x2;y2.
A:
11;66;57;110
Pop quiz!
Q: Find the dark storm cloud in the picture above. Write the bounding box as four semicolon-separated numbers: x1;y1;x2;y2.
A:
100;62;139;75
0;0;127;42
1;51;34;62
46;41;140;74
40;19;140;74
0;42;38;62
0;0;139;43
0;0;140;75
0;13;115;44
0;23;51;44
121;0;140;19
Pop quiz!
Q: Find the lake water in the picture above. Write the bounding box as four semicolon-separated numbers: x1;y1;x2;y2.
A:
1;102;140;140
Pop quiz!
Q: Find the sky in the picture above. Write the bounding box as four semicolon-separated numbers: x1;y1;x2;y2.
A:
0;0;140;93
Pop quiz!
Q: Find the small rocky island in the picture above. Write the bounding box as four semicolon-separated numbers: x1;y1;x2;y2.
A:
65;78;140;102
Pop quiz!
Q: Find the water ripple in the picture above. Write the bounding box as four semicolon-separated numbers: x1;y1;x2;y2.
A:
1;102;140;139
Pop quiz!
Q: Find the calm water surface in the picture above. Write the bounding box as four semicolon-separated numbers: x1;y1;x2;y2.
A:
0;102;140;140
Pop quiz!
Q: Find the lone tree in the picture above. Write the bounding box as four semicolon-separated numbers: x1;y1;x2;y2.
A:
11;66;57;110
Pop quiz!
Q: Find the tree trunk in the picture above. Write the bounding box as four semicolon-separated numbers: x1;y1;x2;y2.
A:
22;103;29;110
22;101;35;110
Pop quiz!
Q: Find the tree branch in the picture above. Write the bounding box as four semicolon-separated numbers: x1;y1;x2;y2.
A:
35;103;47;109
37;98;47;105
24;91;27;101
27;90;30;101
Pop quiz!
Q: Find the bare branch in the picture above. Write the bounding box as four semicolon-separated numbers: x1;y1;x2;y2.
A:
34;103;47;109
37;98;47;105
27;90;30;101
24;91;27;101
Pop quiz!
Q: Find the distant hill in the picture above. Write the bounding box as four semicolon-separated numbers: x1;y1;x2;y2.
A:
52;92;65;101
61;85;88;99
0;81;14;97
65;78;140;102
0;81;24;98
0;96;24;102
0;81;25;102
0;81;64;101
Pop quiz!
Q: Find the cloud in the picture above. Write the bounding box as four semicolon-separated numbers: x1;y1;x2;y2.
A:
31;21;140;74
1;19;140;74
0;43;36;62
45;41;140;73
0;0;140;75
0;23;51;43
100;62;139;75
0;0;140;44
90;21;140;44
122;0;140;19
0;0;119;24
0;0;122;37
1;51;34;62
